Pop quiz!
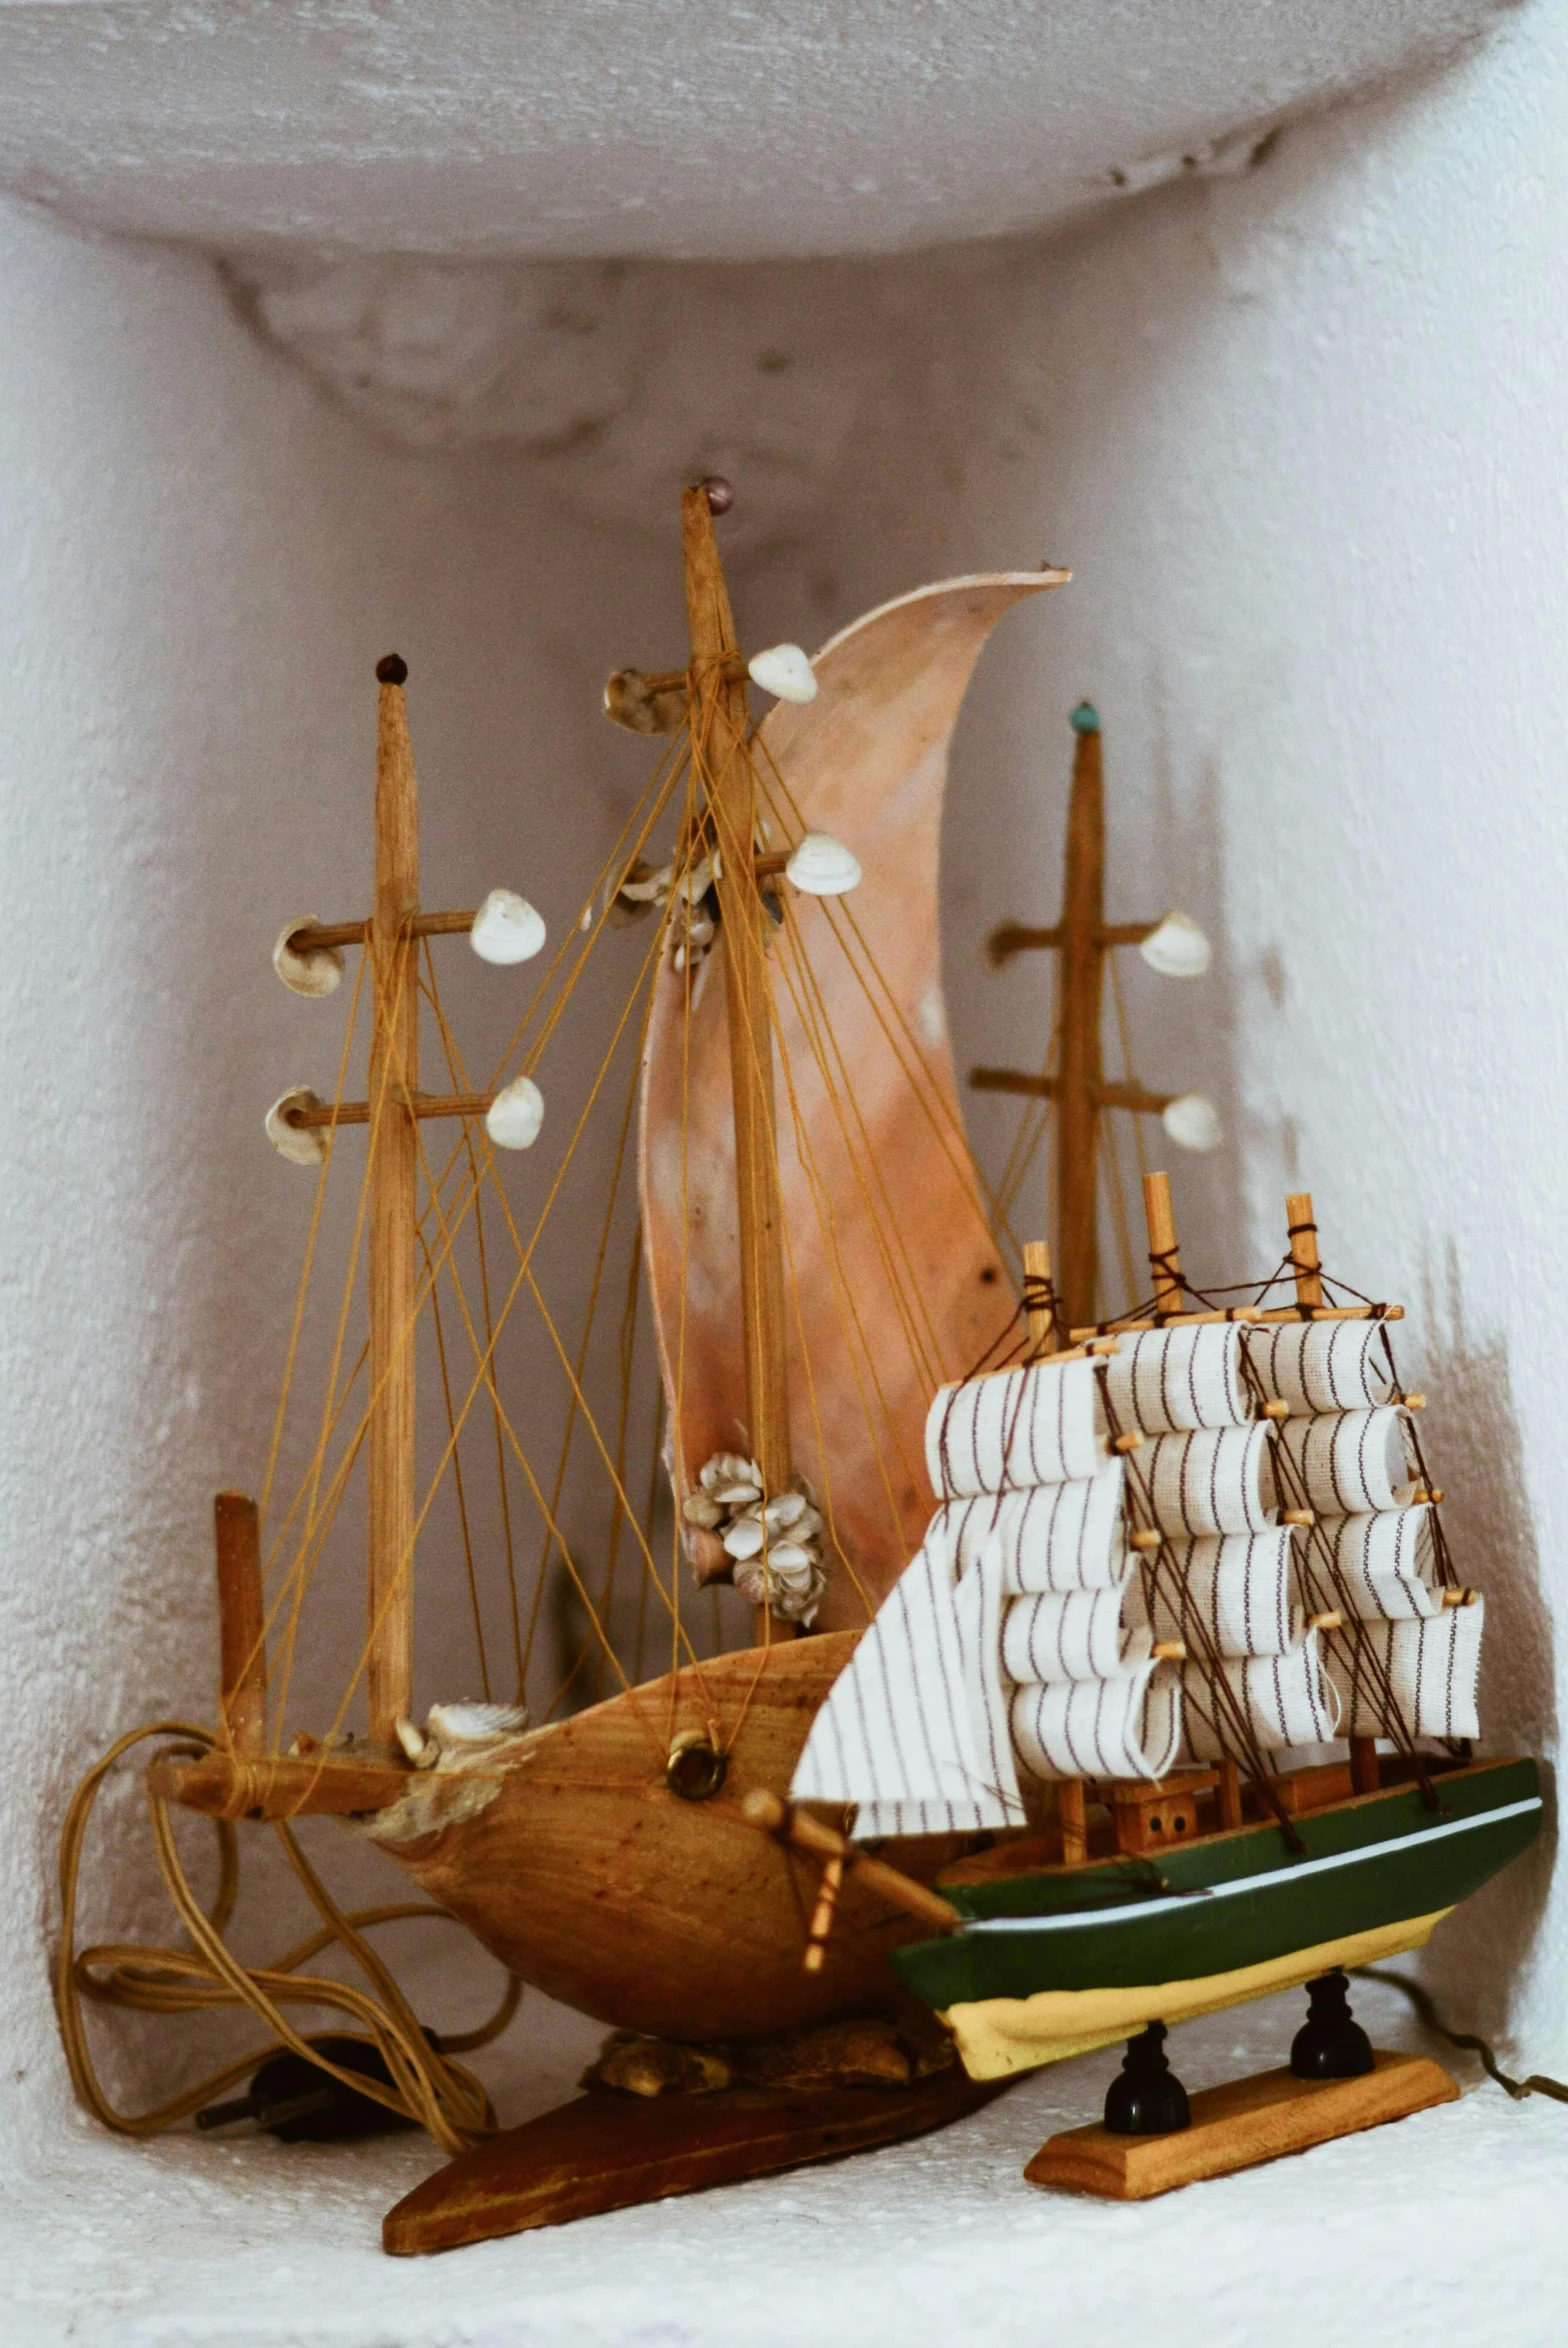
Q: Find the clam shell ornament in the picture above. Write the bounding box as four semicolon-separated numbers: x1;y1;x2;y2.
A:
1161;1091;1223;1153
1139;910;1211;978
747;643;818;705
471;889;546;966
427;1700;530;1744
273;918;343;998
265;1086;330;1166
486;1074;545;1151
785;832;861;897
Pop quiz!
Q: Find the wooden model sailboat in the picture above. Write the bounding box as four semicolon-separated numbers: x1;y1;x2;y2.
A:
135;483;1073;2053
779;1171;1540;2151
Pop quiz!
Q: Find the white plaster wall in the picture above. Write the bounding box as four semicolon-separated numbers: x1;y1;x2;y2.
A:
0;191;677;2153
775;0;1568;2066
14;2;1568;2331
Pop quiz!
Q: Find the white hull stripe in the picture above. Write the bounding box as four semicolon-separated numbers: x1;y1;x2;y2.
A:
960;1796;1542;1936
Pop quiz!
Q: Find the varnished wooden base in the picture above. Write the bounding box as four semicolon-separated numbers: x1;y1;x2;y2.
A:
384;2067;1009;2254
1023;2051;1457;2201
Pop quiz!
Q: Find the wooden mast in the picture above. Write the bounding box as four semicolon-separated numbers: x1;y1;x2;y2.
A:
368;653;420;1737
1290;1190;1378;1794
681;484;795;1640
1143;1170;1185;1318
1054;705;1106;1334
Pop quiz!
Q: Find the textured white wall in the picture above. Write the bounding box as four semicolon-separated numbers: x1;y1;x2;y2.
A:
0;192;675;2150
777;0;1568;2064
11;0;1568;2325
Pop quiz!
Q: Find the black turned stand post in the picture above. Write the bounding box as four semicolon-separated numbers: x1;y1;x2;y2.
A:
1290;1970;1375;2079
1103;2021;1192;2135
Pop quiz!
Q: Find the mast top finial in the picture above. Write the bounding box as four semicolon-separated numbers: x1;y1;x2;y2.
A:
1070;700;1100;735
376;653;408;686
699;476;734;516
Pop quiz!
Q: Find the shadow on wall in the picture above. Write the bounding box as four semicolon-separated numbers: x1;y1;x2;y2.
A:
1413;1240;1556;2051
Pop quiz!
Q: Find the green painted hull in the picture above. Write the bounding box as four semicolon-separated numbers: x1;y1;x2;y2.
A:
892;1758;1541;2012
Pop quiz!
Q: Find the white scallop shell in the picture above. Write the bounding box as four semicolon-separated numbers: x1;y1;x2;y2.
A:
426;1700;530;1744
785;831;862;897
722;1515;767;1561
1139;910;1211;978
265;1086;330;1166
486;1074;545;1151
1161;1091;1223;1153
273;918;344;998
747;643;818;704
701;1452;760;1489
471;889;546;966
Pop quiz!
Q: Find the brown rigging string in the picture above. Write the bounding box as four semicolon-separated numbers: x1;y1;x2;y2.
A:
1092;1239;1444;1799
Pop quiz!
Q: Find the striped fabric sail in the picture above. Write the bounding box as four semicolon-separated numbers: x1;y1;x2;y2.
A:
1146;1528;1302;1659
790;1525;1027;1838
1181;1632;1341;1759
940;1463;1126;1593
1319;1506;1441;1619
926;1357;1104;1499
1329;1603;1484;1740
1099;1324;1252;1436
1134;1423;1275;1537
1245;1320;1399;1414
1001;1589;1142;1684
1275;1406;1413;1516
1011;1664;1182;1783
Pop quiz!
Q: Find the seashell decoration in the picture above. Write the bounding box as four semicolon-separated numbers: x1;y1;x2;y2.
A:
394;1716;438;1769
747;643;818;705
1139;910;1212;978
683;1450;827;1625
272;918;344;998
471;889;546;966
1161;1091;1223;1153
426;1699;530;1745
785;832;861;898
265;1086;330;1166
486;1074;545;1151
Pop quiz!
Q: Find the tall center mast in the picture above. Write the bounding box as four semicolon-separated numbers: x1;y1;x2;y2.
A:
368;655;420;1738
681;485;796;1639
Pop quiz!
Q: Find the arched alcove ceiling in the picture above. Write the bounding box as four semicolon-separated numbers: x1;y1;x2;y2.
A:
0;0;1510;540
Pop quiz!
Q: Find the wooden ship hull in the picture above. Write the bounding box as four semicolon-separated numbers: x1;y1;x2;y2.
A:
896;1756;1540;2079
363;1633;956;2042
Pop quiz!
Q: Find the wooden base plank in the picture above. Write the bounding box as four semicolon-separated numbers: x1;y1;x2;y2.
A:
1024;2050;1457;2201
384;2067;1008;2254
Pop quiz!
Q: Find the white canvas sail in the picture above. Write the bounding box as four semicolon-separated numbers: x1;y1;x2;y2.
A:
1146;1528;1302;1659
1320;1506;1442;1618
1245;1320;1399;1414
1275;1405;1413;1516
790;1523;1026;1838
926;1356;1104;1498
1011;1665;1182;1782
940;1462;1125;1592
1329;1603;1484;1740
1099;1324;1252;1435
1181;1632;1341;1759
1135;1423;1275;1537
1001;1588;1144;1684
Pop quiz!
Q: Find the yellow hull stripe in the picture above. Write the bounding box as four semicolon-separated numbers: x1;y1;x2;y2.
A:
941;1908;1453;2080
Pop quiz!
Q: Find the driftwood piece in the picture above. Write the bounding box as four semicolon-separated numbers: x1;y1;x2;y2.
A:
383;2065;1009;2255
639;573;1067;1629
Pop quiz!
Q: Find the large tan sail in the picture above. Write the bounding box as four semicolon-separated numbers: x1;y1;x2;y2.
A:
640;573;1065;1628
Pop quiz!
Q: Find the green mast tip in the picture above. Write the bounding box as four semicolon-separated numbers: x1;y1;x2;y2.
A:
1070;701;1100;736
